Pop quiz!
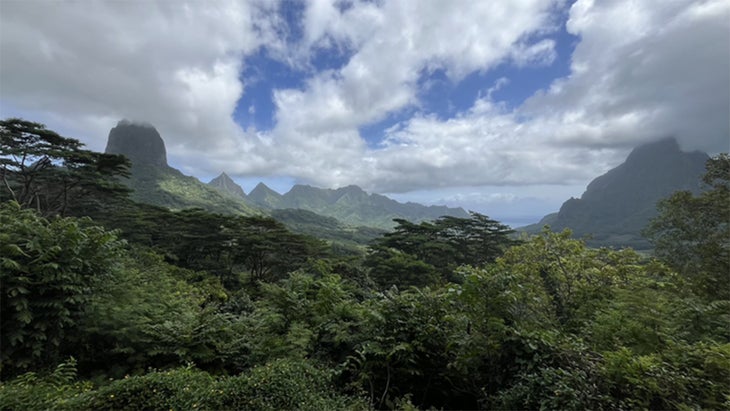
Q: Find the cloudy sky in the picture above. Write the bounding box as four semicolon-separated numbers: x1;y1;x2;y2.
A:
1;0;728;226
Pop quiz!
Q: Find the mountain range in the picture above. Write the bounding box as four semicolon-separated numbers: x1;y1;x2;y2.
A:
105;121;258;215
106;120;712;249
105;120;468;231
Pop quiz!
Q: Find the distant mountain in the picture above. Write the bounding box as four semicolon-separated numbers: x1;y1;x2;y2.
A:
104;121;257;215
524;138;708;249
209;172;246;198
249;183;469;230
104;120;468;230
248;182;284;208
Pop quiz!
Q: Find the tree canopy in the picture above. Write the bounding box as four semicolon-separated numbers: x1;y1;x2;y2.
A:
365;212;516;288
0;118;130;216
644;153;730;300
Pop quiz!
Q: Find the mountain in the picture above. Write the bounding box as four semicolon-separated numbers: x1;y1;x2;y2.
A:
248;182;284;208
105;120;467;230
249;183;470;230
209;172;246;198
524;138;708;249
105;119;168;167
104;121;257;215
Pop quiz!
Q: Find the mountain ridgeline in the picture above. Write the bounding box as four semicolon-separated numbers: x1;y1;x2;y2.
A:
245;182;469;230
524;138;709;249
105;121;468;231
105;121;257;215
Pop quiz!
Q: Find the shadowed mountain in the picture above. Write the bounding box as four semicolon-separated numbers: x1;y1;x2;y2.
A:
270;208;386;254
249;183;470;230
105;119;168;167
104;121;257;215
522;138;709;249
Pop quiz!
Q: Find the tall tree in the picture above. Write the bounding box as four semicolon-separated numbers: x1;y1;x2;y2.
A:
0;118;130;216
365;213;516;288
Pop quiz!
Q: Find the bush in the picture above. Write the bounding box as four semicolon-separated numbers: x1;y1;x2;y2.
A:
0;202;124;376
215;358;368;411
0;358;91;411
45;359;368;411
65;366;215;411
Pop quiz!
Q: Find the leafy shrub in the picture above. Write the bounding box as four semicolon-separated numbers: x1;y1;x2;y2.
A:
601;343;730;410
214;358;368;411
0;202;124;376
65;366;215;411
0;358;91;411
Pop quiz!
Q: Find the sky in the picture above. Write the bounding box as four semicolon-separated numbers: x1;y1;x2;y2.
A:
1;0;728;227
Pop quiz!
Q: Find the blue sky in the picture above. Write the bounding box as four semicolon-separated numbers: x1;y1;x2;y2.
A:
1;0;728;226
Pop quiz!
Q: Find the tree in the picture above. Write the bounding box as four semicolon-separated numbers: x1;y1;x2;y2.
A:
225;216;327;284
644;153;730;300
0;118;130;216
365;213;516;288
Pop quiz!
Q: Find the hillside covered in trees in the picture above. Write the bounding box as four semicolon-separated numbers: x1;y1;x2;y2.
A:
1;119;729;410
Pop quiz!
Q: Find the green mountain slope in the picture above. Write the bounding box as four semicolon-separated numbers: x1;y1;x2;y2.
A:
104;120;466;231
125;165;258;215
270;208;385;253
249;183;469;230
248;182;284;208
105;121;258;215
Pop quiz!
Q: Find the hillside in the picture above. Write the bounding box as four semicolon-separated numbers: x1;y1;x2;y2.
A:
524;138;708;249
249;183;469;230
103;120;465;237
270;208;386;253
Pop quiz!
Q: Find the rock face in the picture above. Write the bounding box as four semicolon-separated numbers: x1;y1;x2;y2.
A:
105;120;168;167
548;137;708;248
209;172;246;198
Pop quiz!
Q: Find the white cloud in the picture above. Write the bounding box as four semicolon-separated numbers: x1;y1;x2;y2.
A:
0;0;265;155
258;0;563;188
522;0;730;152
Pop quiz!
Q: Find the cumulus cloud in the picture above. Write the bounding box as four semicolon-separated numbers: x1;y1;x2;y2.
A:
247;0;564;188
0;0;267;156
521;0;730;153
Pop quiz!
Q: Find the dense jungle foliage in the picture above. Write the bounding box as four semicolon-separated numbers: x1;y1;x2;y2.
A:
1;119;729;410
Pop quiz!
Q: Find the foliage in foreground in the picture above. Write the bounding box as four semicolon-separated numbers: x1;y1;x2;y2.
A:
0;358;367;411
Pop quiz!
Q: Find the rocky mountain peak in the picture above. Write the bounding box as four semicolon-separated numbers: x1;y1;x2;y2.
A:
104;120;167;167
208;172;246;198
